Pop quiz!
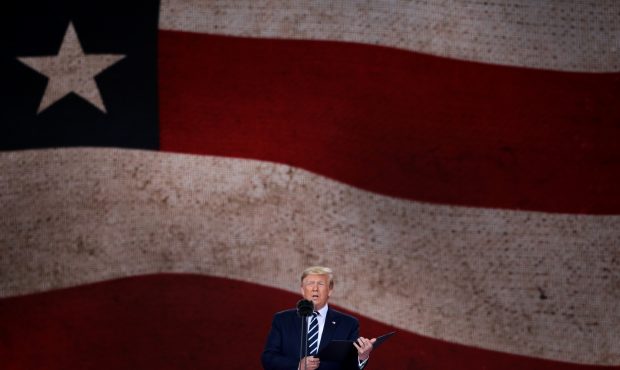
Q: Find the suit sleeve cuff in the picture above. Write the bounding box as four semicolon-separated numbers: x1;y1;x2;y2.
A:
358;357;369;368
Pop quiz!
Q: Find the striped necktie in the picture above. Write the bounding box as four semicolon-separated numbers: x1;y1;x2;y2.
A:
307;312;319;355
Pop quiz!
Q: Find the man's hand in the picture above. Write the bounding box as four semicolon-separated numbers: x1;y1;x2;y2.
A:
299;355;320;370
353;337;376;361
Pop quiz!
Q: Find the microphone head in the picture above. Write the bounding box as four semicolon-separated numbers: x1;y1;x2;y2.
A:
296;299;314;317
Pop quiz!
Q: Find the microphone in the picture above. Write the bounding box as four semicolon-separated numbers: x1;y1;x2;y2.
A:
297;299;315;369
297;299;314;317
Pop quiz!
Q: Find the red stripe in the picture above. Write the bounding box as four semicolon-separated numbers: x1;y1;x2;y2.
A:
0;274;616;370
158;31;620;214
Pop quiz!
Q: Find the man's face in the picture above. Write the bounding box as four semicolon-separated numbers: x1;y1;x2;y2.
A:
300;274;332;311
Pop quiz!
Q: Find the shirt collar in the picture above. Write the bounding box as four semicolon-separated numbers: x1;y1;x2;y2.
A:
316;303;329;317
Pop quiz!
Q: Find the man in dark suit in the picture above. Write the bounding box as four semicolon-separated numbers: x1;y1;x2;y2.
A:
262;266;375;370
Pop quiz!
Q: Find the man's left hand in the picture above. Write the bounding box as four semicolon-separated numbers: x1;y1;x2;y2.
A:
353;337;376;361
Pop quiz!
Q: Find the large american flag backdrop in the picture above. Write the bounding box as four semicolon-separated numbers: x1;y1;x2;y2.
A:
1;1;619;369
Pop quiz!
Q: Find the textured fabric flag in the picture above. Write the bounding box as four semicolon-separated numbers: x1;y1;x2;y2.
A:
1;1;619;369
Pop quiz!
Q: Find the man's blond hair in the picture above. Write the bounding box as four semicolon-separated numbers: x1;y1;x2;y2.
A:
300;266;334;289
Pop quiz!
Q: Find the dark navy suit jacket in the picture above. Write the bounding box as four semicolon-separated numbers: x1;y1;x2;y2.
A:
261;307;364;370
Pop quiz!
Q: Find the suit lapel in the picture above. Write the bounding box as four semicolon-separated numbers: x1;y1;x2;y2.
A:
293;312;304;352
318;308;338;352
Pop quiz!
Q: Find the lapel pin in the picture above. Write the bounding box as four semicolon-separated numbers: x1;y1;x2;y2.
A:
332;321;336;325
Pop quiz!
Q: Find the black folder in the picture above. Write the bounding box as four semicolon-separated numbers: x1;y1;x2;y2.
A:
317;331;395;362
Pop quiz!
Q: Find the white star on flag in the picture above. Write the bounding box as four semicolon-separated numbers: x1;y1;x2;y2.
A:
17;22;125;113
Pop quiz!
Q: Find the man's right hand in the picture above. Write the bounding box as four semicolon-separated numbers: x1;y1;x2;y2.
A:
298;356;320;370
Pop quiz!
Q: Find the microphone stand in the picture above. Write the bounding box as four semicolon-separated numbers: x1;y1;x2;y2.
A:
299;314;308;370
297;299;314;370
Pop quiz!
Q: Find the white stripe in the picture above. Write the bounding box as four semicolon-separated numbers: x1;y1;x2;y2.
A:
0;148;618;364
159;0;620;72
